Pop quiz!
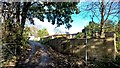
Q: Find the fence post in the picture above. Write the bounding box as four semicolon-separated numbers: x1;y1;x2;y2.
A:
85;27;88;65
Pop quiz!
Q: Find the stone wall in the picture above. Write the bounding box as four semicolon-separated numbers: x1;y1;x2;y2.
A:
47;32;117;61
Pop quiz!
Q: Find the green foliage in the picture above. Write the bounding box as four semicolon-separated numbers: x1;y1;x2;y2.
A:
116;34;120;50
28;2;80;29
81;20;120;51
2;20;19;60
82;20;116;38
38;28;49;38
22;27;31;45
80;2;119;36
0;2;80;67
2;20;30;63
116;20;120;36
75;32;84;38
116;20;120;50
2;20;20;43
82;21;100;38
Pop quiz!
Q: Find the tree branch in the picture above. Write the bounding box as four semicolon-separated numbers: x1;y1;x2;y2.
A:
104;2;113;22
91;9;100;22
30;2;37;6
111;11;120;19
104;0;110;8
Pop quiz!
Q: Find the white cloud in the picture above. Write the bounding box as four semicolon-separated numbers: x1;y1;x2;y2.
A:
33;18;56;35
26;18;89;35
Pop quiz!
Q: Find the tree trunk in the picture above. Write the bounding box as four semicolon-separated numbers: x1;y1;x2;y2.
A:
100;0;105;38
16;2;20;22
15;2;31;56
100;21;105;38
20;2;31;36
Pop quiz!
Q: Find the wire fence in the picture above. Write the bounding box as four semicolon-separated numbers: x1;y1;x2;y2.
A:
0;43;18;66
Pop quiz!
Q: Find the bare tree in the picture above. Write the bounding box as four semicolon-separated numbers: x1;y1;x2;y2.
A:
80;0;119;37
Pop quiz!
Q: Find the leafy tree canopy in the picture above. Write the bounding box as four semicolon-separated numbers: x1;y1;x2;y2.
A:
82;21;100;38
82;20;115;38
28;2;80;29
1;2;80;38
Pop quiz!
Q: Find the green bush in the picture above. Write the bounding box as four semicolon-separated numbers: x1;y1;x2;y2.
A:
1;20;30;67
